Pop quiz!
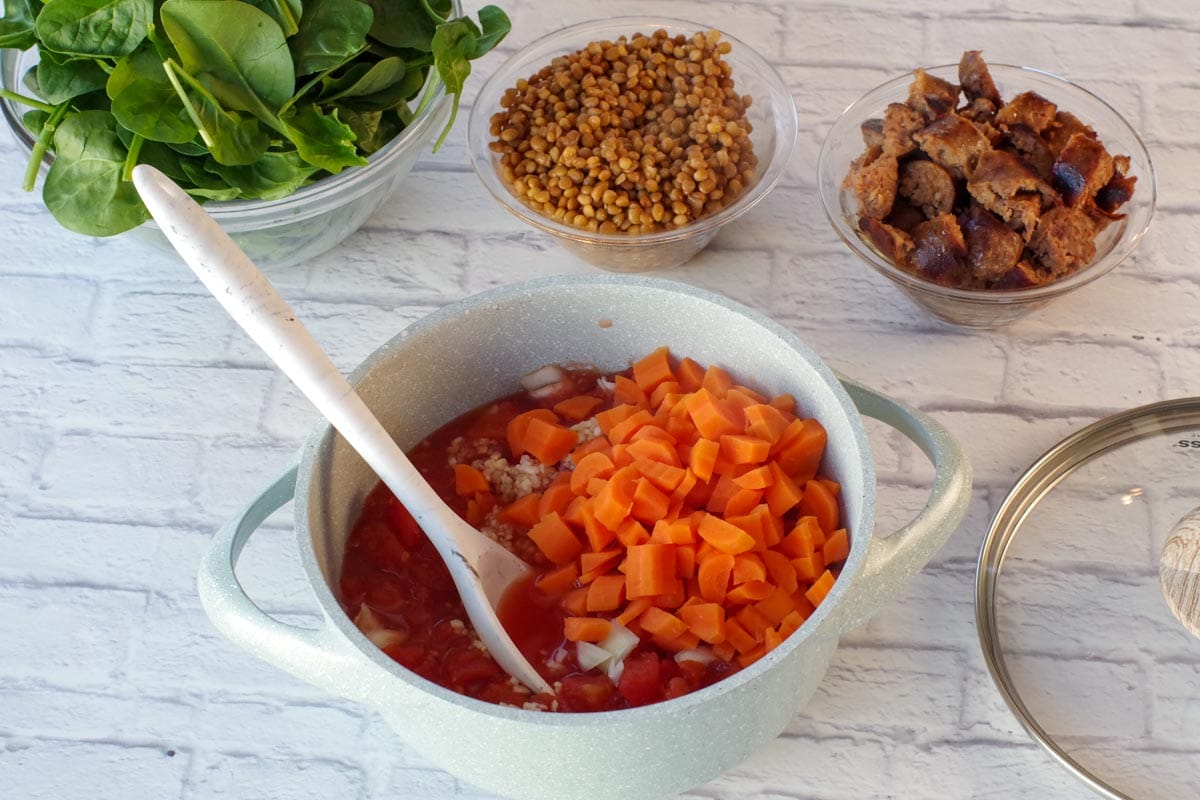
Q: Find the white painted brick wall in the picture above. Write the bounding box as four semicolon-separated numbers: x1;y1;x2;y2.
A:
3;1;1199;798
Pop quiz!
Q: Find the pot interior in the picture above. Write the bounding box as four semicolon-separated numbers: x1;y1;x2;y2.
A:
298;276;875;620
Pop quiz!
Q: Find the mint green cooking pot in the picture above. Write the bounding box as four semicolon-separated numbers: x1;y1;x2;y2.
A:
197;275;971;800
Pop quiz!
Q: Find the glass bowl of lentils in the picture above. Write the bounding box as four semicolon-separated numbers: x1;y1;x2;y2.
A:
467;17;797;272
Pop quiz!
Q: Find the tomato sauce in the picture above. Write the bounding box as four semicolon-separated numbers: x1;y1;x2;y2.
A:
337;369;737;712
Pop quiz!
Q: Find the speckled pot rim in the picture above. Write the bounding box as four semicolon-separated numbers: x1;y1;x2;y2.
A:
295;274;877;724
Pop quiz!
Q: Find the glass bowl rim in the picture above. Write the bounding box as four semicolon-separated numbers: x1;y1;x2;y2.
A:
816;62;1157;304
465;15;799;247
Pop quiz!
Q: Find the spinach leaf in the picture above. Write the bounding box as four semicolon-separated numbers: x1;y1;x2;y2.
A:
34;0;152;57
289;0;372;75
320;55;407;101
177;155;241;199
470;4;509;58
22;108;50;135
160;0;294;114
337;105;401;154
0;0;37;49
425;6;508;148
246;0;300;37
208;150;317;199
35;46;108;103
279;102;366;171
363;0;434;51
107;41;197;143
164;58;270;165
43;109;149;235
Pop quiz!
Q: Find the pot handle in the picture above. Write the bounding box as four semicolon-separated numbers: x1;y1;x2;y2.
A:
828;376;973;636
196;462;373;703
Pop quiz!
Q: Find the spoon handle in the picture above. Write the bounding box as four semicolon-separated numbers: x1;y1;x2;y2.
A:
131;166;450;537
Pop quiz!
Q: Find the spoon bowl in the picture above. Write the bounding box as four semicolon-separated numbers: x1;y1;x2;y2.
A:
131;164;551;694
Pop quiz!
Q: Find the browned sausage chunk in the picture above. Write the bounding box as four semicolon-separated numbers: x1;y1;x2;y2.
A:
912;114;992;179
899;160;957;218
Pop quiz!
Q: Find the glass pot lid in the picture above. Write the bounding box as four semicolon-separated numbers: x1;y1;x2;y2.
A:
977;398;1200;800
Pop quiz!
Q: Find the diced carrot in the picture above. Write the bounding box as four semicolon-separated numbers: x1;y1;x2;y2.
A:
465;493;495;527
685;389;743;440
593;403;641;436
713;641;737;663
579;502;617;552
778;609;807;638
688;438;720;482
765;462;804;517
726;580;773;604
723;618;757;654
608;409;656;445
732;384;768;404
594;466;638;530
650;629;701;654
580;549;622;576
679;602;726;644
614;375;649;408
819;478;841;497
776;419;827;482
627;436;679;465
634;458;686;493
798;478;840;534
705;474;740;515
625;543;677;599
723;388;759;410
631;478;670;523
763;626;783;653
805;569;836;607
732;465;774;490
675;357;706;392
615;517;650;547
453;463;490;496
752;503;785;547
823;528;850;565
498;493;542;527
562;495;588;526
770;393;796;412
571;451;615;495
719;434;771;465
534;561;580;597
737;643;767;668
675;543;697;579
792;591;817;619
554;394;604;422
561;586;589;616
735;605;770;640
528;512;584;565
506;408;558;458
564;617;612;642
781;516;820;558
610;443;634;468
631;424;677;444
649;380;682;410
732;553;767;585
639;606;689;639
632;346;676;392
761;549;799;595
650;577;687;610
586;574;627;612
744;403;792;445
723;487;764;518
697;551;735;604
701;365;734;397
570;435;613;463
696;513;756;555
523;417;579;466
791;551;825;582
754;585;796;626
650;519;695;545
616;596;653;626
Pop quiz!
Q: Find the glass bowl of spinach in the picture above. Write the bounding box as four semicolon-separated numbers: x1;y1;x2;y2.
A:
0;0;508;268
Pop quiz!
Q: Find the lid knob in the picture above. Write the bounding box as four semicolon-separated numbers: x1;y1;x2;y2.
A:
1161;506;1200;639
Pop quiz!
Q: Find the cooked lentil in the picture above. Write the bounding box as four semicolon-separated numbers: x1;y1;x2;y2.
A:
488;29;758;234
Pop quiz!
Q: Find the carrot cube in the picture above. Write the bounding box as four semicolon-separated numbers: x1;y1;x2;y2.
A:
564;617;612;643
625;543;677;598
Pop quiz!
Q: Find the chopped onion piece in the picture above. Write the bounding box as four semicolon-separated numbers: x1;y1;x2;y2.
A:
597;621;639;663
366;627;409;650
576;641;611;671
520;365;564;391
607;657;625;684
675;647;716;665
596;376;616;393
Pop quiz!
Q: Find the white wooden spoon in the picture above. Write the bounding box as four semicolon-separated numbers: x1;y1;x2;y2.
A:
1162;506;1200;640
132;165;552;694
